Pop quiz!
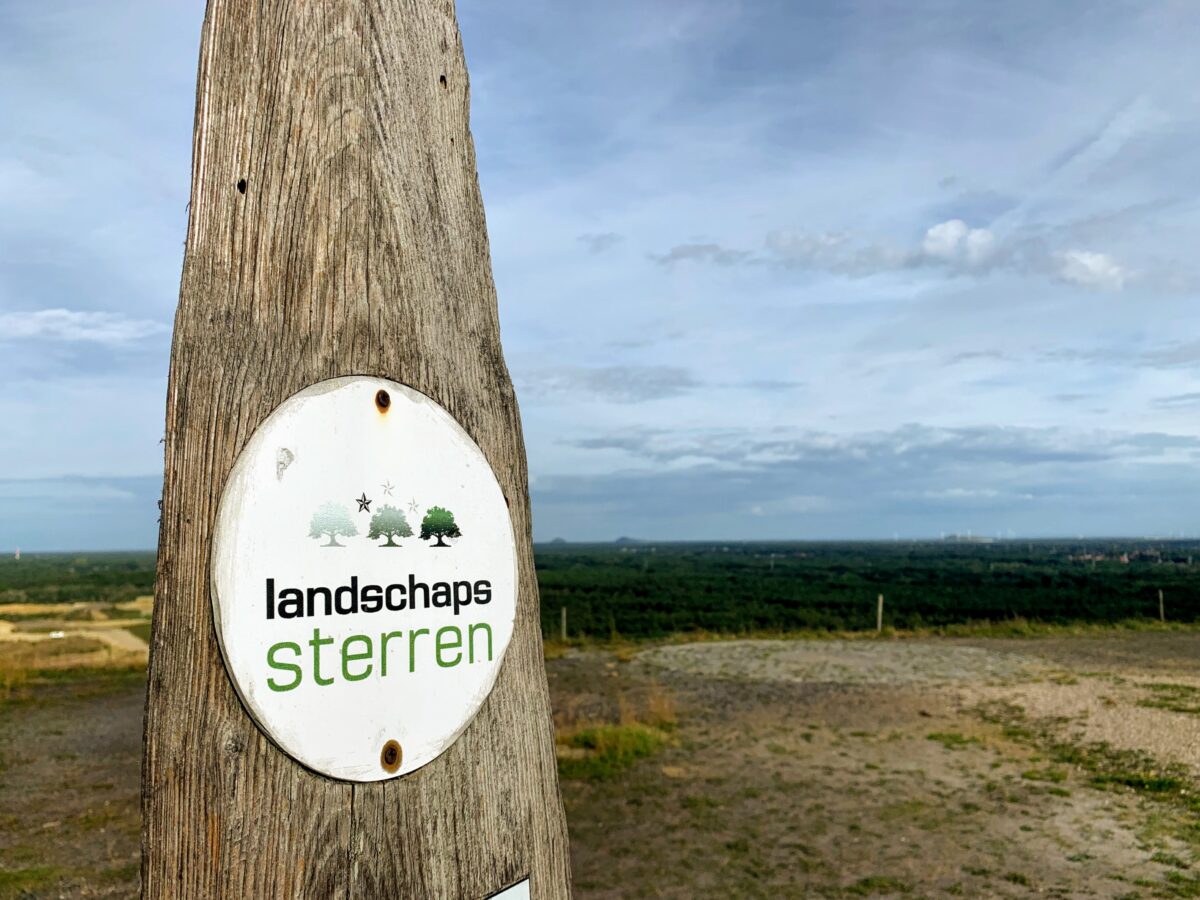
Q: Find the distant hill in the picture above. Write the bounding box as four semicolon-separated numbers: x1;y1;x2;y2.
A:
613;536;645;545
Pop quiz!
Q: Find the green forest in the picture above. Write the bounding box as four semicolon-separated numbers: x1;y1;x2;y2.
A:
0;552;155;606
534;540;1200;638
3;540;1199;638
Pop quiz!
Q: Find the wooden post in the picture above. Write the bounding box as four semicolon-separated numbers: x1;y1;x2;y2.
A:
876;594;884;633
560;606;568;642
1159;588;1165;623
143;3;571;897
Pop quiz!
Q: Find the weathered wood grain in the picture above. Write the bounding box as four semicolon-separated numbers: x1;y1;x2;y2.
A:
142;1;572;896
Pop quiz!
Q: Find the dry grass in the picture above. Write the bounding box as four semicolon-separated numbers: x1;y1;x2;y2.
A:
0;659;28;701
555;680;679;780
0;637;126;684
545;619;1200;660
638;681;678;729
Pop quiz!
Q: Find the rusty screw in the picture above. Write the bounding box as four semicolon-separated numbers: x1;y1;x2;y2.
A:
375;389;391;412
381;739;402;773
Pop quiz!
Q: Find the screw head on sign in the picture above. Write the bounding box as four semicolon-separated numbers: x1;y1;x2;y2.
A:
381;739;402;773
375;389;391;413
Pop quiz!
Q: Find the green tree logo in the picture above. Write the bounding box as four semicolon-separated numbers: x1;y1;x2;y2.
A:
308;502;358;547
420;506;462;547
367;505;413;547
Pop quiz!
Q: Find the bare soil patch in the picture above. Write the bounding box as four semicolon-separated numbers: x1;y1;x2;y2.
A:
2;632;1200;897
563;636;1200;897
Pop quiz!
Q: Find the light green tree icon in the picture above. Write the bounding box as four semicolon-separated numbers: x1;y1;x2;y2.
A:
367;505;413;547
309;502;358;547
420;506;462;548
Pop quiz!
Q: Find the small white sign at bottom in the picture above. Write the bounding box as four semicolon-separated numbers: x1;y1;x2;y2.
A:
489;878;530;900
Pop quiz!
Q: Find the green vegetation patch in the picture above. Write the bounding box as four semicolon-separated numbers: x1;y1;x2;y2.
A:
124;622;152;643
558;723;671;780
845;875;912;895
1140;683;1200;716
0;552;154;606
0;865;66;895
1021;767;1068;783
1164;871;1200;897
979;702;1200;847
0;664;145;712
926;731;979;751
534;540;1200;638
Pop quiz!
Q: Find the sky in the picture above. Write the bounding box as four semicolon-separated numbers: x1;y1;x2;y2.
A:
2;1;1200;550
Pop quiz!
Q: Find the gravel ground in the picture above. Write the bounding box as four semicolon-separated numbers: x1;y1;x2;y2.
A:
641;638;1047;686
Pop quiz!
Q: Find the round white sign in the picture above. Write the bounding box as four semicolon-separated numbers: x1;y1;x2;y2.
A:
211;376;517;781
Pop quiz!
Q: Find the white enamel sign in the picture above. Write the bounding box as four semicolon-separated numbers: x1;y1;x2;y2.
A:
211;376;517;781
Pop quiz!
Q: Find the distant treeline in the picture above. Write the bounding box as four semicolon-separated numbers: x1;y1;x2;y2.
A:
0;553;156;606
5;542;1200;638
534;541;1200;638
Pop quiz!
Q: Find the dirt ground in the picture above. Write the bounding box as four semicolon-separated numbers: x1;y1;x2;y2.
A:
3;631;1200;898
0;596;151;673
564;633;1200;898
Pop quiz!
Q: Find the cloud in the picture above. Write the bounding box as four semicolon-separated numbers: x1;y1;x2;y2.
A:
532;422;1200;540
565;422;1199;472
653;221;1128;291
748;495;831;516
651;243;752;266
0;309;168;344
578;232;623;253
1152;392;1200;409
517;365;701;403
735;379;803;392
1140;341;1200;369
920;219;996;267
919;487;1014;501
945;350;1006;365
0;474;162;551
6;0;1200;545
1055;249;1129;291
1042;340;1200;371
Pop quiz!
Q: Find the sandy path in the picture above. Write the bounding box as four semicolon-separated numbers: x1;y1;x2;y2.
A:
0;619;148;654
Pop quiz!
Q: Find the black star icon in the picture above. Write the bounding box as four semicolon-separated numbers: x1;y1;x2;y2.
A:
356;493;372;513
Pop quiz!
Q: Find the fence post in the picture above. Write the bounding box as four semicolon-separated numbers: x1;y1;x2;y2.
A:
561;606;568;642
1159;588;1165;623
876;594;884;633
142;4;571;897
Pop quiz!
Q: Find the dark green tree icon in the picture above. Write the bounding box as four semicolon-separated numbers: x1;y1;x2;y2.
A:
309;502;358;547
367;505;413;547
420;506;462;547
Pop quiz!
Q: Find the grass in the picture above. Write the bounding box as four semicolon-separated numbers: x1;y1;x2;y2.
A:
0;664;145;712
1021;767;1068;783
0;661;28;702
123;622;152;643
0;865;65;896
557;723;671;780
979;701;1200;847
926;732;979;751
1140;683;1200;716
1164;871;1200;897
543;619;1200;659
555;681;678;780
845;875;912;895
